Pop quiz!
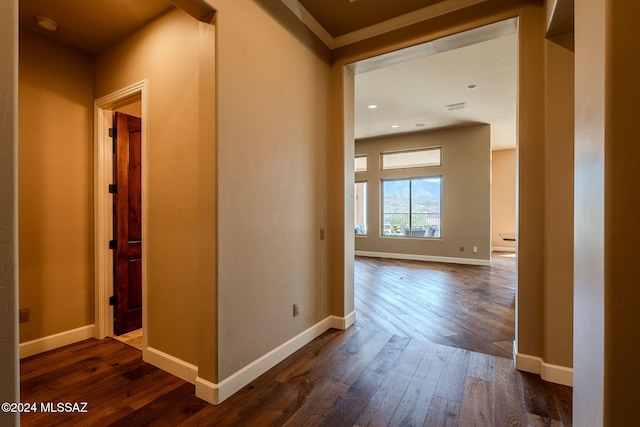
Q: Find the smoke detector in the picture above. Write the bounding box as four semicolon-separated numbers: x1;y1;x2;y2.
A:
36;17;58;32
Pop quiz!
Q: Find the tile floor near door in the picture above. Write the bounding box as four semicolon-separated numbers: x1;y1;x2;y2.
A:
112;328;143;350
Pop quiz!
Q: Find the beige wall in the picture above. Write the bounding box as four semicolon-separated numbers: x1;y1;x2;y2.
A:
491;149;516;250
17;5;218;379
212;0;331;380
575;0;640;423
115;100;142;118
18;30;94;342
605;0;640;420
93;9;211;366
355;125;491;261
0;0;19;422
329;66;356;318
544;39;573;368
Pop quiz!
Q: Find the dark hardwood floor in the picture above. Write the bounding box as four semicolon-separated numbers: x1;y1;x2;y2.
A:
355;253;516;359
20;253;572;426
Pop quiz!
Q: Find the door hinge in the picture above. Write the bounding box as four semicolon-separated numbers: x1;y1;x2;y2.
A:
108;184;117;194
110;128;116;153
109;240;117;250
109;295;117;306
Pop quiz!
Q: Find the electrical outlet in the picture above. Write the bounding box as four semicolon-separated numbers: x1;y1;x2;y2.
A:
293;304;300;317
460;246;464;252
19;308;30;323
319;228;325;240
473;246;478;253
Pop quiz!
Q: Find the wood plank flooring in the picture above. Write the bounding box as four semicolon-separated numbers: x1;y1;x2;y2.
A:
20;253;572;426
355;254;516;359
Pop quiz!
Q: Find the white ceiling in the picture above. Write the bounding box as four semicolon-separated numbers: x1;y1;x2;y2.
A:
353;29;518;150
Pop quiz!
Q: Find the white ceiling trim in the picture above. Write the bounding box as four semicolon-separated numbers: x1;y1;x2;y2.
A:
280;0;334;47
282;0;489;49
348;18;518;75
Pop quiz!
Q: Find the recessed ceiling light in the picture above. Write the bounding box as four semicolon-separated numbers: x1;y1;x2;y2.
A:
391;125;399;128
467;84;478;90
36;16;58;32
367;104;378;109
415;123;426;128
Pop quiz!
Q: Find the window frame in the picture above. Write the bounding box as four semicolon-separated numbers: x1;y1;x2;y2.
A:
380;147;442;171
354;155;368;173
380;175;442;239
354;180;368;236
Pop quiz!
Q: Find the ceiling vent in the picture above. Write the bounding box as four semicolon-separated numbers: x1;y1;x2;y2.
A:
445;102;466;111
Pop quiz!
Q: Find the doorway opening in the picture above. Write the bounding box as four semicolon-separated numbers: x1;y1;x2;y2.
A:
94;81;148;351
348;18;519;358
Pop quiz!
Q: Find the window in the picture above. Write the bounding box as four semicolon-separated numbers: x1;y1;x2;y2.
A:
354;182;368;235
382;177;441;238
355;155;367;172
381;148;441;170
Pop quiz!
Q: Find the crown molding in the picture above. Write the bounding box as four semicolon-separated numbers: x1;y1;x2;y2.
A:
282;0;489;49
281;0;334;47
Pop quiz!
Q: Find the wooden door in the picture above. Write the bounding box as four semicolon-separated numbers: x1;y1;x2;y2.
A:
112;112;142;335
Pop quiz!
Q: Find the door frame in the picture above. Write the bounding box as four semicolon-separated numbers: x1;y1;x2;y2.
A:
343;19;521;354
94;80;148;344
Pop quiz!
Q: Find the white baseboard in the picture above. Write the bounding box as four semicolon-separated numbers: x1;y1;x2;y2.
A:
144;346;198;384
329;311;356;330
197;313;354;405
492;246;516;252
20;325;95;359
355;250;491;266
513;342;573;387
